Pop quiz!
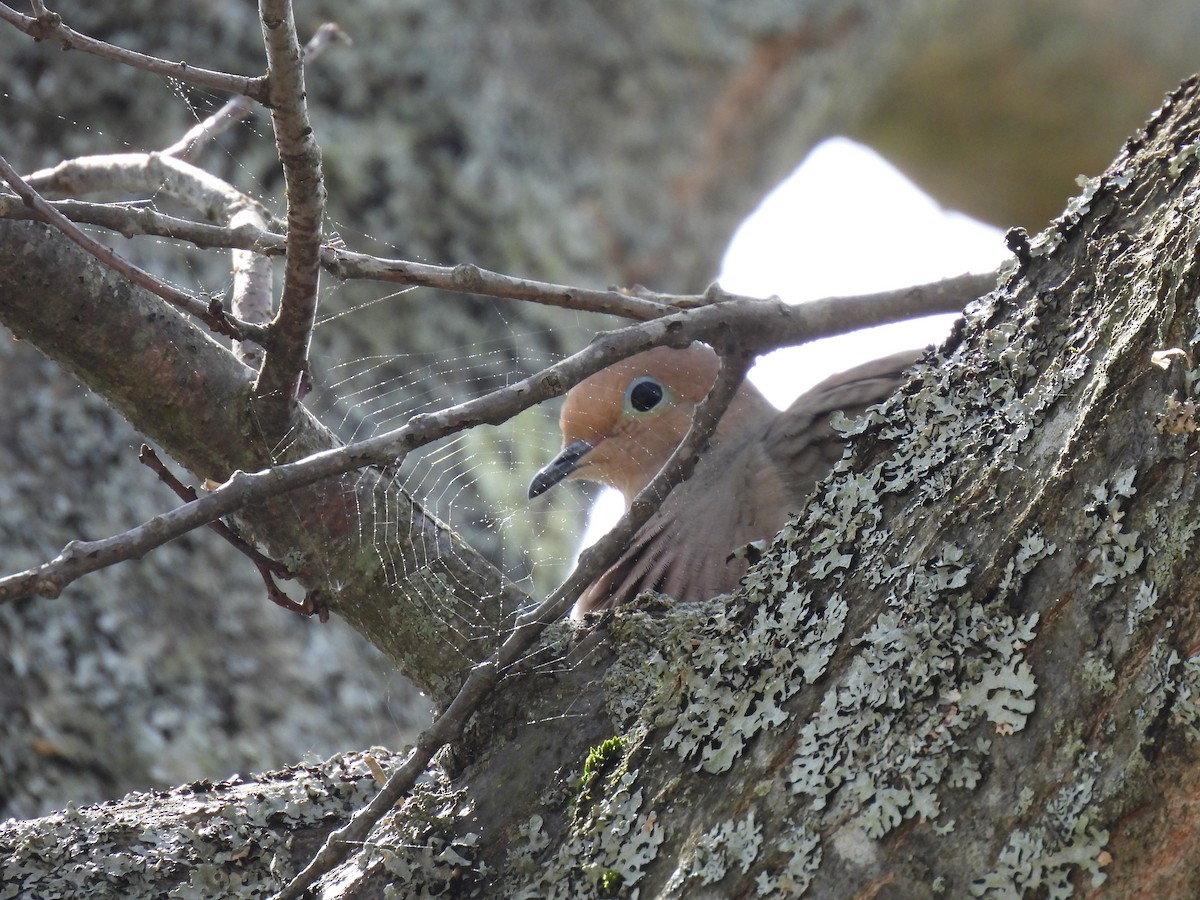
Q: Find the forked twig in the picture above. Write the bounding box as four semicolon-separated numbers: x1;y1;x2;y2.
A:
137;445;325;619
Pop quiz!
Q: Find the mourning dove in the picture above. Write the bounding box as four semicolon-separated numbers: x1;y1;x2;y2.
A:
529;343;922;617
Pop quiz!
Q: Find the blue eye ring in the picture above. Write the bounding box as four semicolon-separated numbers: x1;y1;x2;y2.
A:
626;375;665;413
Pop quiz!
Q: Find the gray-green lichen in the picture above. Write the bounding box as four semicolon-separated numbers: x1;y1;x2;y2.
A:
1084;468;1144;588
358;778;481;899
1170;651;1200;741
969;764;1109;898
513;767;664;899
753;820;821;898
659;581;849;774
662;809;762;893
787;545;1040;841
0;749;402;899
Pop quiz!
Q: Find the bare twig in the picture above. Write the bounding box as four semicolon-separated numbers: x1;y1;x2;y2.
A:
0;152;266;343
0;2;268;101
271;348;752;900
252;0;326;421
136;445;316;617
0;195;276;248
327;254;678;320
162;23;349;162
0;193;996;324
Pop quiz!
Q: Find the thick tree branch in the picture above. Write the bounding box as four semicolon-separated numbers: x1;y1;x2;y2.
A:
228;206;274;369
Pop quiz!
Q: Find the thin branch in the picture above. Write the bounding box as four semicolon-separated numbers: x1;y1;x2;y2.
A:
272;348;752;900
252;0;326;420
0;152;265;343
327;254;678;320
137;445;314;617
0;195;279;248
0;2;268;101
0;194;996;324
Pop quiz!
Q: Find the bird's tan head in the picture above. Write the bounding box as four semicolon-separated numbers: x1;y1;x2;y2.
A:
528;344;721;503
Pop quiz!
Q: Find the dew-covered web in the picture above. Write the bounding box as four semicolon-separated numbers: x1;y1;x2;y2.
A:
297;292;597;654
164;84;596;663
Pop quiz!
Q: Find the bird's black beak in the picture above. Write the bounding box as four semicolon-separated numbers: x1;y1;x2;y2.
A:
528;439;593;499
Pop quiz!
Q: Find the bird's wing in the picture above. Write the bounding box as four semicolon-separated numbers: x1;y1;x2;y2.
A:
759;348;923;499
572;472;753;616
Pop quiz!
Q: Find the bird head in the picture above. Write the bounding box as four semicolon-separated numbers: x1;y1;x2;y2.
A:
528;344;723;503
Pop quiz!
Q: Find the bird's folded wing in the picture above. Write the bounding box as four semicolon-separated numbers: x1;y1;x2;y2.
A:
760;348;923;499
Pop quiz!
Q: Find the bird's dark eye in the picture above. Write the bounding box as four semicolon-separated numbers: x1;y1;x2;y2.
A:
627;376;665;413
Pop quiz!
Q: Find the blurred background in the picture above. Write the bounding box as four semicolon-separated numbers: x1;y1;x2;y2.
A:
1;0;1197;818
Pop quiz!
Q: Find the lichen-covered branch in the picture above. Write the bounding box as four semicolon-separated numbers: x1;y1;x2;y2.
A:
0;749;407;897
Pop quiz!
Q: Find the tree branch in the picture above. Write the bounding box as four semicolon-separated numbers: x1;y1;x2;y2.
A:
252;0;326;424
0;1;268;100
136;445;314;617
0;152;263;342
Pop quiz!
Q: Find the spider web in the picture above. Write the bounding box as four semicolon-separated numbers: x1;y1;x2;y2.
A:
147;84;600;662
